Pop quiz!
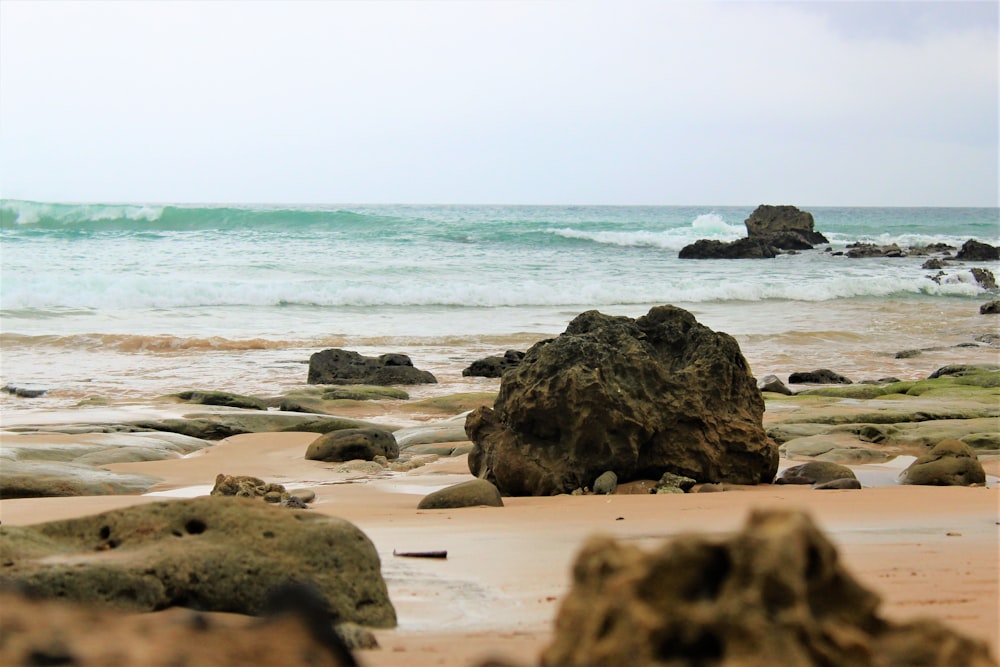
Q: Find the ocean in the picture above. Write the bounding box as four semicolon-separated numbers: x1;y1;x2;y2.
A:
1;200;998;415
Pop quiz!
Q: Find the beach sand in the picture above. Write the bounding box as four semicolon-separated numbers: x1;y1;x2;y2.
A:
2;421;997;667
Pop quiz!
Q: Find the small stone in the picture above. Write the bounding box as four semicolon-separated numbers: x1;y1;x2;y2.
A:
593;471;618;495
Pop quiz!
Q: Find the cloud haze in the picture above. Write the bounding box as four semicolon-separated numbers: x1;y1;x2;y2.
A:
0;0;996;206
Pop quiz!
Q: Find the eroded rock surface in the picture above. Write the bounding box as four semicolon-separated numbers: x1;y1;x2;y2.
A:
466;305;777;495
308;349;436;386
541;509;995;667
0;496;396;627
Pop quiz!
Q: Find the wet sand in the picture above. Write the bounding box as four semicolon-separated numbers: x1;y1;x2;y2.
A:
2;427;997;667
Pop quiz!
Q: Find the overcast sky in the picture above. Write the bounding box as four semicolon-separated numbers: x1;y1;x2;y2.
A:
0;0;996;206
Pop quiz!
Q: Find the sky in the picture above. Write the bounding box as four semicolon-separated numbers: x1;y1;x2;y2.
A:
0;0;997;207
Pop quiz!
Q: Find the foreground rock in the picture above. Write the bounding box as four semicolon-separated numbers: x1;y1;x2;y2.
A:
900;439;987;486
466;306;778;495
308;349;437;385
541;508;995;667
0;584;360;667
0;496;397;627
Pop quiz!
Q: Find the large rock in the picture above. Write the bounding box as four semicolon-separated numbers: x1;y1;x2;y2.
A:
0;496;397;627
541;509;995;667
956;239;999;261
776;461;857;485
899;439;987;486
307;349;437;386
465;306;778;496
743;204;829;248
305;428;399;462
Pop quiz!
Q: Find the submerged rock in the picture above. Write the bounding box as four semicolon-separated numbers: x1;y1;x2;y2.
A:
541;508;995;667
0;496;396;627
466;305;777;496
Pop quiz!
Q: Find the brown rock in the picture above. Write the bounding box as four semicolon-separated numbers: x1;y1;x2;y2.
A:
416;479;504;509
466;306;777;496
305;428;399;462
541;508;994;667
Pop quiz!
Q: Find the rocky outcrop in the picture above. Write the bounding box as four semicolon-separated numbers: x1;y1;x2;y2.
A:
743;204;829;248
788;369;853;385
971;268;998;289
305;428;399;462
679;205;828;259
956;239;999;261
416;479;504;509
845;242;906;258
541;509;995;667
899;439;987;486
678;237;777;259
307;349;437;386
0;460;161;499
172;390;266;410
465;306;778;496
210;473;316;507
462;350;525;378
0;496;397;627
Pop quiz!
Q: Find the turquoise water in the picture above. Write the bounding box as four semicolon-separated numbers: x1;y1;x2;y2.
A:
1;200;998;410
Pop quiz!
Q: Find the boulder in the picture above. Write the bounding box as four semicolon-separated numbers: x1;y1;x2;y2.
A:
592;471;618;495
541;508;994;667
462;350;525;378
416;479;504;509
757;374;792;395
956;239;999;261
788;369;853;385
307;349;437;386
981;300;1000;315
899;439;987;486
776;461;857;485
0;496;396;627
465;306;778;496
743;204;829;247
678;237;777;259
305;428;399;462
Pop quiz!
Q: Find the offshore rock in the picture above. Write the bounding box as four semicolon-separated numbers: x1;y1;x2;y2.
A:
541;508;995;667
981;299;1000;315
466;306;777;496
788;369;853;385
463;350;525;378
0;496;396;627
678;237;777;259
308;349;437;386
956;239;1000;261
743;204;829;248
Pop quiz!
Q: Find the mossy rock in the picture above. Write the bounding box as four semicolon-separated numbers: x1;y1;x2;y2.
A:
796;385;892;400
132;413;387;440
0;496;396;626
401;392;497;415
172;391;267;410
321;386;409;401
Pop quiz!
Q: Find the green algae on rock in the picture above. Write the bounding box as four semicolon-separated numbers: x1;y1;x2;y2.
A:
0;496;396;627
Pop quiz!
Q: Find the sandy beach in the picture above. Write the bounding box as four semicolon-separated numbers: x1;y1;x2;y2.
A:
2;409;997;666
